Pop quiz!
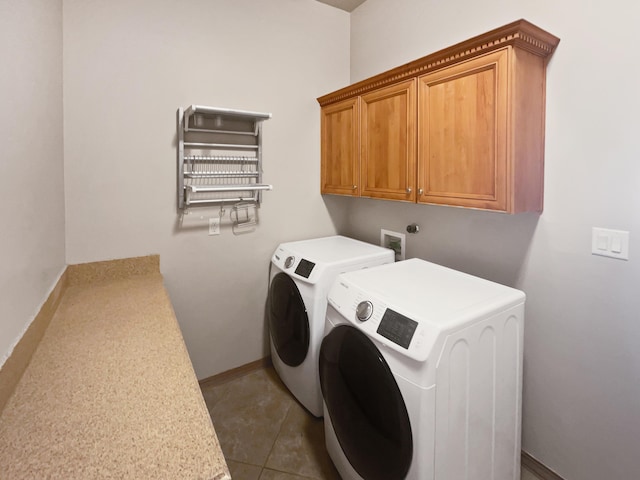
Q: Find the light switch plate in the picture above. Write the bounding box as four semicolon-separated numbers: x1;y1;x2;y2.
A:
591;227;629;260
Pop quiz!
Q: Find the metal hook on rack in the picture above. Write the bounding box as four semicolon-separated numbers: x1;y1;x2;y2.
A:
231;201;258;235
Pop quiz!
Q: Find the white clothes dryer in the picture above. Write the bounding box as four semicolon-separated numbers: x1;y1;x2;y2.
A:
320;258;526;480
268;236;394;417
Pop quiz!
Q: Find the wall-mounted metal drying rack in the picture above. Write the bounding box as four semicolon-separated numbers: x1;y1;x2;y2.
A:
177;105;272;210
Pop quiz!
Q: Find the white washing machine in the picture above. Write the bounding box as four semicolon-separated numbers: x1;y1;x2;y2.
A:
320;258;526;480
268;235;394;417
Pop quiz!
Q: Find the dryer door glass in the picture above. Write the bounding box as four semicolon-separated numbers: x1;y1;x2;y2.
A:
268;272;310;367
319;325;412;480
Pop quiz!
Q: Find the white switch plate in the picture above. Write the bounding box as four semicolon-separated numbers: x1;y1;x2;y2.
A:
591;227;629;260
209;217;220;236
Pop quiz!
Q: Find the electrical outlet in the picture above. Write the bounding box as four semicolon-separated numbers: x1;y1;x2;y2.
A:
209;217;220;236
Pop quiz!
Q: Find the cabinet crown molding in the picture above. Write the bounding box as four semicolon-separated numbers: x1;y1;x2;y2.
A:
317;19;560;107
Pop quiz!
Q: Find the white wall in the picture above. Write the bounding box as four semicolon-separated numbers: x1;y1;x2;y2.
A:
0;0;65;365
9;2;634;477
63;0;350;378
343;1;640;479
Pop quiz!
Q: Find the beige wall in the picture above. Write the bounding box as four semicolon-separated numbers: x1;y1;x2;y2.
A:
344;1;640;479
0;0;65;365
4;1;639;478
62;0;350;378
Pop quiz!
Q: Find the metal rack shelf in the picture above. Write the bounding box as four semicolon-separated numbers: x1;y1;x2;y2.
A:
177;105;272;209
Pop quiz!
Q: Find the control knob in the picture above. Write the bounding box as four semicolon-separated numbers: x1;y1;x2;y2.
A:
356;301;373;322
284;256;295;269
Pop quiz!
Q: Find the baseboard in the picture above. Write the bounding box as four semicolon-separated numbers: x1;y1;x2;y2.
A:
0;268;68;415
198;357;272;388
522;451;565;480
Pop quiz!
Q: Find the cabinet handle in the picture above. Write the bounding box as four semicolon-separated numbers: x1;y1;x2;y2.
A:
352;185;357;190
418;188;423;195
406;187;412;194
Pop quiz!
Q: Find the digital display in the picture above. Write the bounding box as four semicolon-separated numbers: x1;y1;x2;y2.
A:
376;309;418;349
295;259;315;278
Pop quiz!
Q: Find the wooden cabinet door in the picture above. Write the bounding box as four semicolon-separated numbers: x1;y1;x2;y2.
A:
418;49;509;211
360;79;416;201
321;98;359;196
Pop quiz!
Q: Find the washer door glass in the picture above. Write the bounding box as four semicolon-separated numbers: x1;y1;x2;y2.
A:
319;325;413;480
268;272;310;367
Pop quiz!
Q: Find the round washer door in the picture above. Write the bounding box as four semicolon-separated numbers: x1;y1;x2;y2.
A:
268;272;310;367
319;325;413;480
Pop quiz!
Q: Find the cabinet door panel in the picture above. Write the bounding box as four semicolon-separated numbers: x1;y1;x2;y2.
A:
418;49;508;211
321;98;359;196
361;80;416;201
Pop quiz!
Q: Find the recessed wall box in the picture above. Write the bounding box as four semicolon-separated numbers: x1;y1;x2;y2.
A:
380;229;406;261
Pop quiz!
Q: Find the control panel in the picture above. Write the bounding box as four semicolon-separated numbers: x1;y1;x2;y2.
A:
376;309;418;349
271;247;321;284
327;278;437;362
295;259;315;278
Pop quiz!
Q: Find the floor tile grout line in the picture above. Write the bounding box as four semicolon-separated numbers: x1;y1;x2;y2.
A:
261;396;295;473
203;369;284;472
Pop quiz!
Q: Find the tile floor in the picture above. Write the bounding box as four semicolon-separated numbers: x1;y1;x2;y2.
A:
200;366;543;480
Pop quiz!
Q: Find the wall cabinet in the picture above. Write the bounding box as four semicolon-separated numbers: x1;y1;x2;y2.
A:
320;80;417;203
418;49;509;211
318;20;559;213
321;98;359;196
360;79;416;201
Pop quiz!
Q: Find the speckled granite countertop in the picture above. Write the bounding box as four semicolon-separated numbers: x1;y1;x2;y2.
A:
0;257;230;480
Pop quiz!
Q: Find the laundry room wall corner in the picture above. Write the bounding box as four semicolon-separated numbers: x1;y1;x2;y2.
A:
322;195;352;234
62;0;350;379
